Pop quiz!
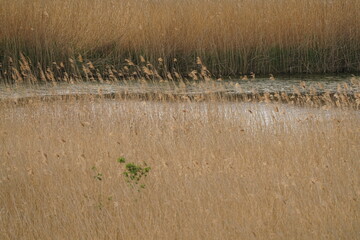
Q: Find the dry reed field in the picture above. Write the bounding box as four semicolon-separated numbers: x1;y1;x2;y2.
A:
1;0;360;74
1;94;360;239
1;0;360;239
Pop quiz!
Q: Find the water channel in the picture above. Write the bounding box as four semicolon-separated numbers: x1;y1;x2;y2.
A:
0;75;358;100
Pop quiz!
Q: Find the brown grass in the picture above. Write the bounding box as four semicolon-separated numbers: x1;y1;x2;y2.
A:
1;0;360;74
1;95;359;239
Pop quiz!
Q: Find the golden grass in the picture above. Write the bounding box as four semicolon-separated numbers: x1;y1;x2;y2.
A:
1;0;360;74
1;96;360;239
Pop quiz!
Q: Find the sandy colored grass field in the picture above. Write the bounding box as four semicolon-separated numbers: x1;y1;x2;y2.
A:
1;0;360;74
0;97;359;239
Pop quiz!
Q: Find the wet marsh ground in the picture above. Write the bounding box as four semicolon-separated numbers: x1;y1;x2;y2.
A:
1;74;360;99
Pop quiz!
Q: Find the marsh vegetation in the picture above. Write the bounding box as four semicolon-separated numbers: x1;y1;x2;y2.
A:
1;0;360;239
1;0;360;75
1;96;360;239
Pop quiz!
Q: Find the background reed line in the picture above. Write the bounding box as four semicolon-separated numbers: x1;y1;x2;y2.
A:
1;0;360;75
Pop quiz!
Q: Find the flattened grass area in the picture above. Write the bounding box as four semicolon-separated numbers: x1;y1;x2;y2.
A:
0;97;359;239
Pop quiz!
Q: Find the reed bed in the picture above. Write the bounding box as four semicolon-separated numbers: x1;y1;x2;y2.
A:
0;95;359;239
1;55;360;110
1;1;360;238
1;0;360;74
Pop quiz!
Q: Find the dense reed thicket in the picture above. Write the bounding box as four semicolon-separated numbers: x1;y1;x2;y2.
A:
1;0;360;75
